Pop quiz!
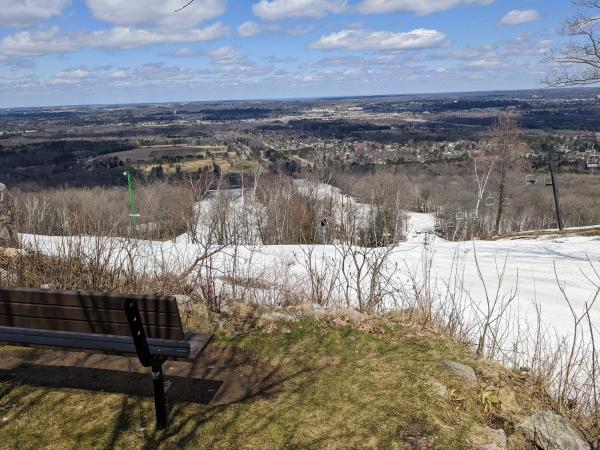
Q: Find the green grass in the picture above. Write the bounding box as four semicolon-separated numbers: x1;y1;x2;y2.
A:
0;317;526;449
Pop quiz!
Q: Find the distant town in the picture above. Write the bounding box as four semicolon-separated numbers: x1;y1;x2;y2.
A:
1;88;600;190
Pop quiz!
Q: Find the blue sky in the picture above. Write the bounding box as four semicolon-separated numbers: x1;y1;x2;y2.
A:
0;0;574;107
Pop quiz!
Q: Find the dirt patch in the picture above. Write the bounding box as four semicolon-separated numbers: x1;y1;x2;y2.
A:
0;344;284;406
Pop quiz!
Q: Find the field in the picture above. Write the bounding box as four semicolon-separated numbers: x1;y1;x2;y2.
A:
107;145;228;162
105;145;258;174
136;159;258;175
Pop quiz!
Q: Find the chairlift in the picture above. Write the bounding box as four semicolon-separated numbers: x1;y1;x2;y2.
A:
446;221;455;230
525;174;536;185
456;211;465;221
545;177;553;187
485;196;495;207
471;209;479;220
502;196;512;207
587;154;600;169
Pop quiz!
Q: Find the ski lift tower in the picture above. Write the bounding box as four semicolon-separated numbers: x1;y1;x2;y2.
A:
542;144;564;231
124;170;140;236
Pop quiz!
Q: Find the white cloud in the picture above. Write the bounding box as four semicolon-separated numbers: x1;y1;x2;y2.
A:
173;47;203;57
50;68;90;84
208;46;247;65
133;63;194;80
238;21;261;37
110;70;129;78
252;0;347;20
85;0;226;30
0;28;79;57
310;28;446;51
264;55;297;63
357;0;492;15
0;0;69;27
498;9;538;26
0;24;228;57
467;58;501;67
204;46;272;77
88;23;228;49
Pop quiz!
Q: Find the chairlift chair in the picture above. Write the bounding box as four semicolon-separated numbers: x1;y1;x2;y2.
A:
471;209;479;220
525;174;536;185
545;177;553;187
502;196;512;207
455;211;465;221
446;221;455;230
587;154;600;169
485;196;495;207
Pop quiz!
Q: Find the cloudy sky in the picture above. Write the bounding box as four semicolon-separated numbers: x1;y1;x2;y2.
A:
0;0;573;107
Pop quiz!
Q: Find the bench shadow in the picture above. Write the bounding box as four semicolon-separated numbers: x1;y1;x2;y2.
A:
0;346;319;448
0;364;222;404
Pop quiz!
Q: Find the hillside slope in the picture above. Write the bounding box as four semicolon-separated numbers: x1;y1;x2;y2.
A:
0;306;574;449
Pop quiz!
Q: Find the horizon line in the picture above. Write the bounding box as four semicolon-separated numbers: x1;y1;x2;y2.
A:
3;86;600;111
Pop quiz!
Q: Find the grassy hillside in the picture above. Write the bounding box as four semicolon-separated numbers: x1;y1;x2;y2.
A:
0;306;546;449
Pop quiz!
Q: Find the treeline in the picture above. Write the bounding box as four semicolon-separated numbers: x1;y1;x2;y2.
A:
0;140;134;189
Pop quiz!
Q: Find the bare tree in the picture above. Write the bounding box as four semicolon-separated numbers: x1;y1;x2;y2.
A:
546;1;600;86
485;110;527;235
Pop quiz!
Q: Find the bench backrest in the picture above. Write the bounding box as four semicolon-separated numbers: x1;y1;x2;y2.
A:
0;287;184;340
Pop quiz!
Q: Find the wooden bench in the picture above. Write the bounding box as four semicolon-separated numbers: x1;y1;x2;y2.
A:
0;287;212;429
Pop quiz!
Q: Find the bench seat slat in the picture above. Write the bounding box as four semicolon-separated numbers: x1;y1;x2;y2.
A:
0;314;184;340
0;302;181;327
0;326;211;360
0;287;179;314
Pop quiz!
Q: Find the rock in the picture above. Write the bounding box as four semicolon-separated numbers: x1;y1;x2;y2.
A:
474;444;503;450
472;426;506;450
261;311;301;322
432;381;449;400
310;303;328;315
491;429;506;443
516;410;590;450
442;360;477;384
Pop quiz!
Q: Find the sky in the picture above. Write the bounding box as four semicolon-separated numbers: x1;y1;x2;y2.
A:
0;0;576;108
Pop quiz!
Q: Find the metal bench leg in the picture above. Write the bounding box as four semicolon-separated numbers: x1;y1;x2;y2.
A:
124;299;169;429
152;361;168;429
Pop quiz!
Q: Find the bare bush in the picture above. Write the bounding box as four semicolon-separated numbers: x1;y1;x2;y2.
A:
15;181;194;240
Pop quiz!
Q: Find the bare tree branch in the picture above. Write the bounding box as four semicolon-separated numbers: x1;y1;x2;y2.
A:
175;0;195;13
546;1;600;85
